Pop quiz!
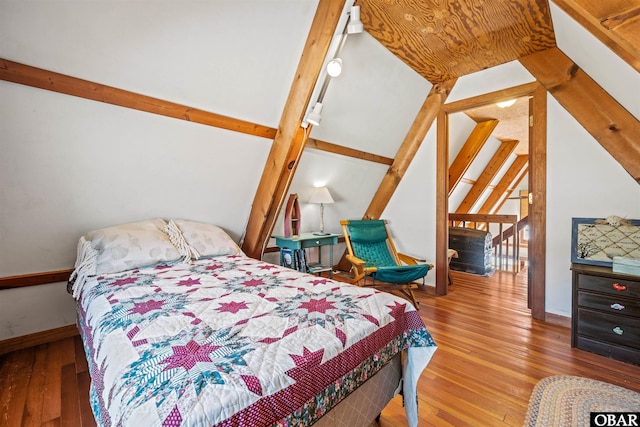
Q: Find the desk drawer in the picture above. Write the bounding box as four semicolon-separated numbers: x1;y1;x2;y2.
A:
577;308;640;350
577;274;640;298
300;236;337;248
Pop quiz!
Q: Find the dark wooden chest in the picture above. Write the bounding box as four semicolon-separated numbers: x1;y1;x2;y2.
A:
449;227;494;276
571;263;640;365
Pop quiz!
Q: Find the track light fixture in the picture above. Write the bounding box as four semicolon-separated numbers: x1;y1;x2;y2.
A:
302;3;364;129
347;6;364;34
306;102;323;126
326;58;343;77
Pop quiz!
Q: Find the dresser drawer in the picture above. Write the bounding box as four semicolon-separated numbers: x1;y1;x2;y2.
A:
577;309;640;350
576;273;640;298
575;336;640;365
577;292;640;318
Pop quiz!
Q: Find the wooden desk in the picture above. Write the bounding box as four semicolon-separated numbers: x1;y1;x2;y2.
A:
272;233;340;278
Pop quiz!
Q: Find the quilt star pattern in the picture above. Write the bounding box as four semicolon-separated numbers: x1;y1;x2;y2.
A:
75;255;436;427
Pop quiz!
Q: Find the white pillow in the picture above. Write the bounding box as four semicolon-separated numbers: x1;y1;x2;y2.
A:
169;219;242;259
86;218;182;274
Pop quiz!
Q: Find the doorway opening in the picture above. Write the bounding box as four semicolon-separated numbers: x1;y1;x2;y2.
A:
435;82;547;320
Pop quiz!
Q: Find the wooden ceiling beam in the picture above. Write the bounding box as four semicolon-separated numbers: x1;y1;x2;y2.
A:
0;58;392;170
520;47;640;183
240;0;347;259
0;58;277;140
305;138;393;165
454;140;519;214
551;0;640;73
363;79;457;220
0;60;393;169
600;5;640;31
492;165;529;216
478;154;529;214
443;82;540;113
448;119;499;197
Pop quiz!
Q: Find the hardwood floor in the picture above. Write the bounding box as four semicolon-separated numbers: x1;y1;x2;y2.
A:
380;269;640;426
0;330;93;427
2;268;640;426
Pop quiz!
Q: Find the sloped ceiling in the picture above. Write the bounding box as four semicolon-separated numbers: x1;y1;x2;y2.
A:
355;0;556;161
358;0;557;83
246;0;640;257
552;0;640;72
352;0;640;160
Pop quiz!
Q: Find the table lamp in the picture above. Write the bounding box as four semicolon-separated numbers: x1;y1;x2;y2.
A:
308;186;334;235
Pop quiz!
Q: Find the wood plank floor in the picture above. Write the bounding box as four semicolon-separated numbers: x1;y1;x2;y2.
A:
380;269;640;426
2;268;640;426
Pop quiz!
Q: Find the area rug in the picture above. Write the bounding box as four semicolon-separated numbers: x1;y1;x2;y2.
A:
523;375;640;427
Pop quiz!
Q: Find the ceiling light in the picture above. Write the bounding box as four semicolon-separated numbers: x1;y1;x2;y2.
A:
497;99;517;108
306;102;323;126
326;58;343;77
347;6;363;34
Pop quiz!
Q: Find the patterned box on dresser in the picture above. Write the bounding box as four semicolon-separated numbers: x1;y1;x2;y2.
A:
613;256;640;276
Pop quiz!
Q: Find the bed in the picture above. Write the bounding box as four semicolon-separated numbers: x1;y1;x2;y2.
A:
68;218;437;427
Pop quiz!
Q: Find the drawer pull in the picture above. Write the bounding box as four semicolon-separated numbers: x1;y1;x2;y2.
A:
612;283;627;292
610;303;625;311
612;326;624;336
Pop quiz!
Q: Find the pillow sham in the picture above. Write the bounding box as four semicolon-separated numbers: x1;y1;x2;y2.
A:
85;218;182;274
169;219;242;259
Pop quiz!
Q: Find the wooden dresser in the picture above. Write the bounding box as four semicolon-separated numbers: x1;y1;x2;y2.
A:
571;263;640;365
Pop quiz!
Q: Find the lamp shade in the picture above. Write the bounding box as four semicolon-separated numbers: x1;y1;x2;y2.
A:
308;186;334;204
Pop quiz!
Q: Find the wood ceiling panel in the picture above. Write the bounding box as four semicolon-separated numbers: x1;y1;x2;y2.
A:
359;0;556;83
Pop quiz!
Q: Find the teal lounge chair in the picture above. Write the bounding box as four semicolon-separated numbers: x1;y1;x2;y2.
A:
341;219;433;308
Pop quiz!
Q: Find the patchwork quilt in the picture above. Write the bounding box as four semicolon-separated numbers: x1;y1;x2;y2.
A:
75;255;436;426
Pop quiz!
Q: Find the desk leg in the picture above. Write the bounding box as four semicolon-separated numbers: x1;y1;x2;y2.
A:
329;244;333;279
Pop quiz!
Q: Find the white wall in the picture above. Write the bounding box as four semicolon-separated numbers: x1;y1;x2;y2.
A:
383;60;536;286
271;30;432;268
546;97;640;316
1;0;639;340
0;0;318;340
384;6;640;317
0;1;317;127
280;29;432;236
549;3;640;120
0;84;271;274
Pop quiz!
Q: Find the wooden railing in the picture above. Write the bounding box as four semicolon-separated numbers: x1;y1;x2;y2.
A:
448;213;525;274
